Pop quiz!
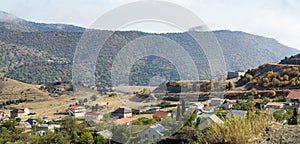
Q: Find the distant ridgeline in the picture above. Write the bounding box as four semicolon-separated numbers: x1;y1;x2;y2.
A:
0;11;298;92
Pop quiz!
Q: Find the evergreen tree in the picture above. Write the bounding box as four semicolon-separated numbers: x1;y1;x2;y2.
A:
181;99;186;116
176;104;181;121
289;108;298;125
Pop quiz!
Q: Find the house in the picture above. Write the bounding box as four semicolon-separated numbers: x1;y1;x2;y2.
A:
26;118;38;126
209;98;225;107
14;125;31;133
68;106;86;118
198;114;224;131
200;106;216;113
85;112;103;121
265;102;284;109
220;100;233;110
112;107;132;118
227;71;245;79
88;120;102;127
10;108;30;118
133;106;160;114
153;111;171;120
190;102;204;110
226;110;247;118
113;118;132;125
255;102;265;109
34;124;61;133
287;91;300;103
97;130;112;140
0;111;6;121
138;124;168;142
19;122;32;129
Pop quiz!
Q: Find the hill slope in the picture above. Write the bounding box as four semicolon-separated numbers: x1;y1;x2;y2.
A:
0;11;298;91
236;54;300;90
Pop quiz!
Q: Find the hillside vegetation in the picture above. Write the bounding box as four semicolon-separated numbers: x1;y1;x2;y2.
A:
237;54;300;90
0;11;298;92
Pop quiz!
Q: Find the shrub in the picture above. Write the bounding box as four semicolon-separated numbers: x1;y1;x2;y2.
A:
198;111;272;144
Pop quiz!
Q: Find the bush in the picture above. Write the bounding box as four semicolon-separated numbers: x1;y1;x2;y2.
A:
132;117;155;125
157;101;171;108
198;111;272;143
273;96;286;102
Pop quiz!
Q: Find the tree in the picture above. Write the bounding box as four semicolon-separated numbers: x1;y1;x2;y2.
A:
111;125;131;144
15;118;21;122
95;104;100;111
83;98;88;103
157;102;171;108
78;99;84;105
176;104;181;121
269;90;276;97
181;99;186;116
227;82;233;90
132;117;155;125
288;108;298;125
79;132;94;144
94;135;105;144
91;95;98;101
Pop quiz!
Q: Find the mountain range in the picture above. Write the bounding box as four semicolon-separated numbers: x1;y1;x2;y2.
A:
0;10;298;92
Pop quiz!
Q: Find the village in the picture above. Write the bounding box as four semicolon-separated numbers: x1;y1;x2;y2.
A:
1;70;300;143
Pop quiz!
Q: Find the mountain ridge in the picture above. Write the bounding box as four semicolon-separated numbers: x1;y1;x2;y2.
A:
0;10;298;91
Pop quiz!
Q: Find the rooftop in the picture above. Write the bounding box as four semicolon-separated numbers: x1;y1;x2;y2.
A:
266;102;284;107
85;112;101;116
150;124;168;136
153;111;170;118
113;118;132;125
287;91;300;99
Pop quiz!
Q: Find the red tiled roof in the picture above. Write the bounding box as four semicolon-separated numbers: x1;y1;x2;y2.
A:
88;120;102;125
153;111;170;118
70;106;78;109
287;91;300;99
113;118;132;124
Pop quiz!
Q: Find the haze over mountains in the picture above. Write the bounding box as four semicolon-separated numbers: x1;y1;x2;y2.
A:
0;10;298;91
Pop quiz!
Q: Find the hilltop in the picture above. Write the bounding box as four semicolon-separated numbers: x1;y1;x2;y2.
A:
0;10;85;32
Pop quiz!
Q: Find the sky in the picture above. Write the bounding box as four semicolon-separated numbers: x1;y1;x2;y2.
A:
0;0;300;49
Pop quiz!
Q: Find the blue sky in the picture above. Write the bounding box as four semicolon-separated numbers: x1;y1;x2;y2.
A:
0;0;300;49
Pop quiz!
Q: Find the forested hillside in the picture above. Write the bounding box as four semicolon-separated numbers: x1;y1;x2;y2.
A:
0;11;298;91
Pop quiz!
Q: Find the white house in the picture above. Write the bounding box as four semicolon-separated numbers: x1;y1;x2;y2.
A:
0;111;6;120
138;124;168;142
85;112;103;121
190;102;205;110
69;106;86;118
265;102;284;109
